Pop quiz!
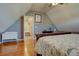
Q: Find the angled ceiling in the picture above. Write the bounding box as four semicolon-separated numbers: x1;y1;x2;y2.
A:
0;3;32;33
0;3;79;32
0;3;54;33
29;3;79;32
29;3;53;13
47;3;79;32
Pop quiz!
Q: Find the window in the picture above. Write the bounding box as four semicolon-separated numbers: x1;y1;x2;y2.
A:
35;14;42;23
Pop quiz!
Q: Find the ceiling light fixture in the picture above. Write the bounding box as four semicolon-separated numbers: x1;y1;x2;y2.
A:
52;3;58;5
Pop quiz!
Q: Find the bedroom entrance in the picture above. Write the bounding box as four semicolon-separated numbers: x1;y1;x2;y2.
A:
23;16;36;56
23;15;34;39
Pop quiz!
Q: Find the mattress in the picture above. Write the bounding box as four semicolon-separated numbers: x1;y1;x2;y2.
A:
35;34;79;56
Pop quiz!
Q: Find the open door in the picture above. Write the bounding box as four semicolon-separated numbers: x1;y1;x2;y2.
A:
24;15;34;39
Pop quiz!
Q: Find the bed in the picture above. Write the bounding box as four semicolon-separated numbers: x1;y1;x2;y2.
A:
35;34;79;56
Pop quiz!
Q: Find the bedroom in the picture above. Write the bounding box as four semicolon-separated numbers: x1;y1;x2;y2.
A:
0;3;79;56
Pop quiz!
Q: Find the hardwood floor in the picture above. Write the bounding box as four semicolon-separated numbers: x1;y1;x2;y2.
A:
0;39;36;56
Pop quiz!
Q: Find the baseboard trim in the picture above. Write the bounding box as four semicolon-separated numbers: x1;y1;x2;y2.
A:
0;39;24;44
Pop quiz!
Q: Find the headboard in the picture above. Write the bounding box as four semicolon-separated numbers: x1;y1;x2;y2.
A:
35;32;71;41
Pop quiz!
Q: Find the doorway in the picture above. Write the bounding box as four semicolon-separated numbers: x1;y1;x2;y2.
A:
23;16;34;39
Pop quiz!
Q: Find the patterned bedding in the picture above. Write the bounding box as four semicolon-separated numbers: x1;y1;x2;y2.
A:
35;34;79;56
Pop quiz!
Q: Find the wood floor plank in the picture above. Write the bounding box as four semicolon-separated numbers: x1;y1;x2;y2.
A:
0;39;36;56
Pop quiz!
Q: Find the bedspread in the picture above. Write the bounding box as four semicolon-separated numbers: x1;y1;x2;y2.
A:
35;34;79;56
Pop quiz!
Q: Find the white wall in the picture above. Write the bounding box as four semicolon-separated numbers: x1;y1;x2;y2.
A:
47;4;79;32
0;3;32;33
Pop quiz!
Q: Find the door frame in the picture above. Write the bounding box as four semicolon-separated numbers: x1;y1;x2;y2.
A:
20;16;24;39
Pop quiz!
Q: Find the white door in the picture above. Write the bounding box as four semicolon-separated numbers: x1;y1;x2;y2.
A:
24;16;34;39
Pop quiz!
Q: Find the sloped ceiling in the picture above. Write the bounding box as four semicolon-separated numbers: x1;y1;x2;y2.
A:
0;3;51;33
1;3;79;33
0;3;32;33
47;4;79;32
29;3;53;13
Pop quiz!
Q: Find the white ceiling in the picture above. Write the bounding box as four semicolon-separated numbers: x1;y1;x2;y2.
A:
0;3;79;32
29;3;53;13
0;3;54;33
0;3;32;33
47;3;79;32
28;3;79;32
